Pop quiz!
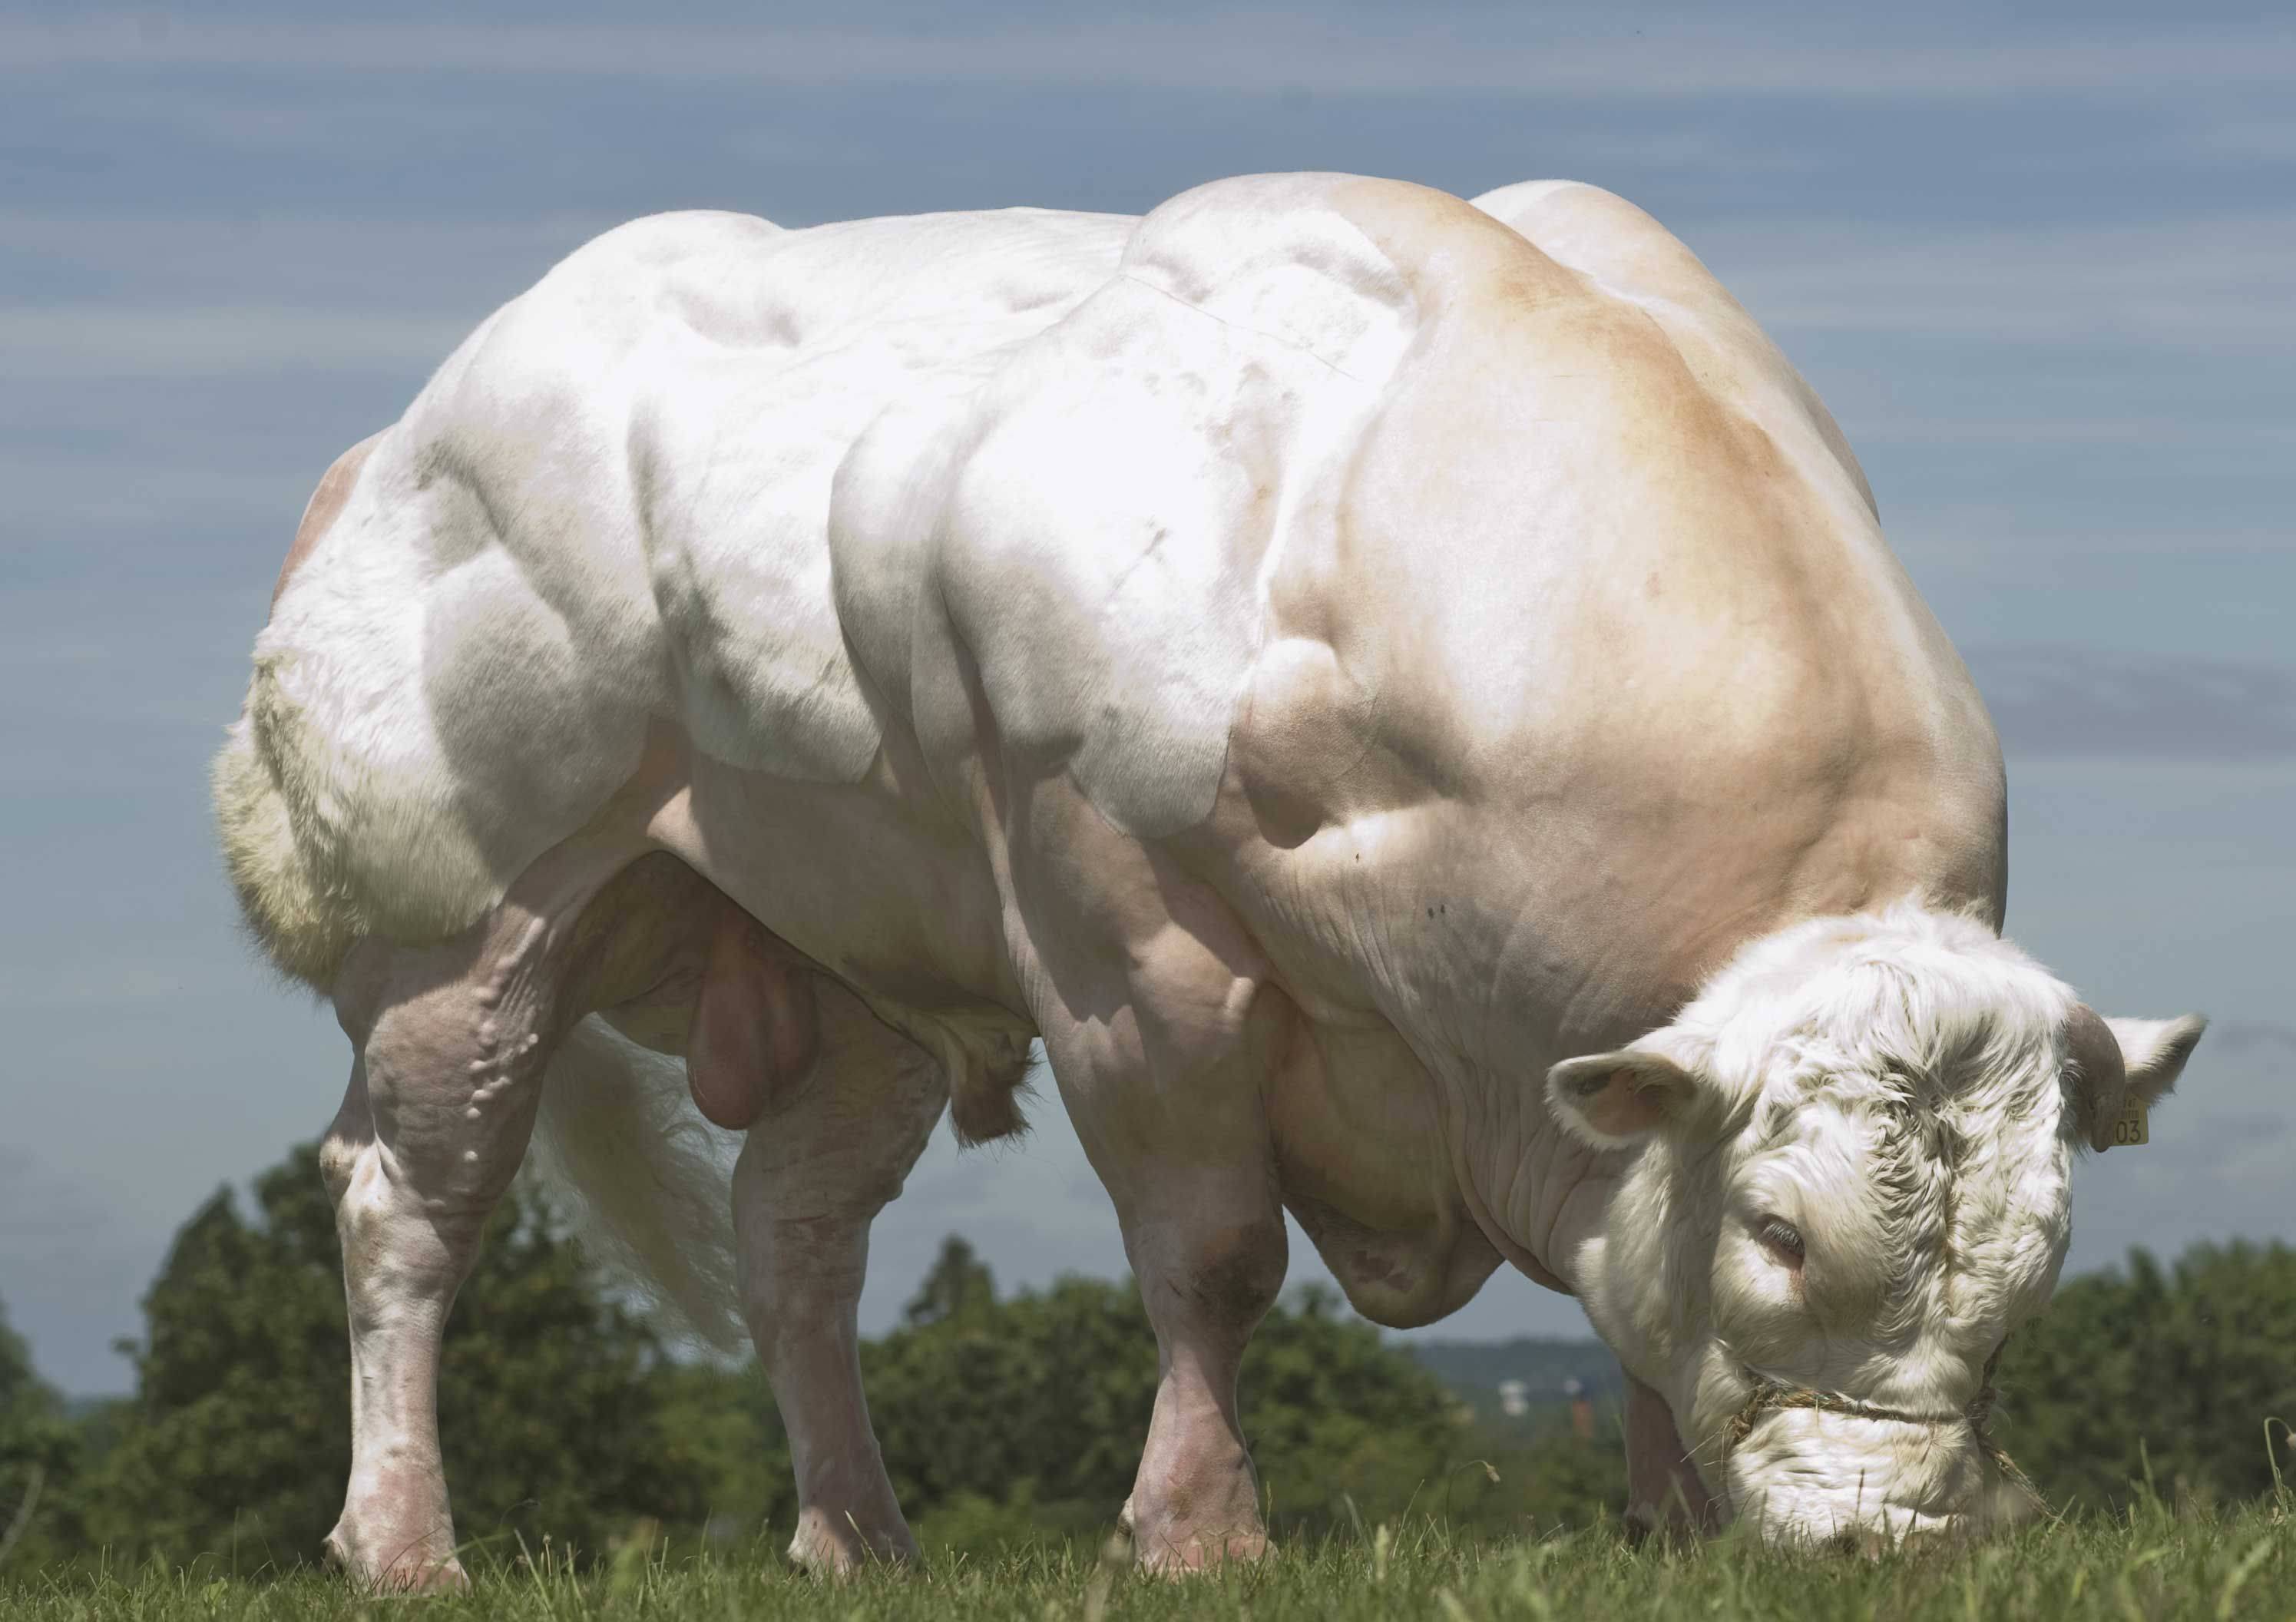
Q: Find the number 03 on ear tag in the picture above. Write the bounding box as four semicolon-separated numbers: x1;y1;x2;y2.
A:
2110;1101;2150;1147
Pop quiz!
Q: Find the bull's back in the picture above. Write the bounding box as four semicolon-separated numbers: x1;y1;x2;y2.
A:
220;174;2001;1047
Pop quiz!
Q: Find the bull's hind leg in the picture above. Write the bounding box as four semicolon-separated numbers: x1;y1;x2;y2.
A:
316;852;720;1590
729;980;946;1575
319;925;559;1590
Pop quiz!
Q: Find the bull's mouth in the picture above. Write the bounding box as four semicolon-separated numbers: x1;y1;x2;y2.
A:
1717;1365;2047;1544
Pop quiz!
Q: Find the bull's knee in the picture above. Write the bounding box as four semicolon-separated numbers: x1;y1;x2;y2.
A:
1179;1214;1288;1324
1136;1199;1288;1348
318;1095;368;1209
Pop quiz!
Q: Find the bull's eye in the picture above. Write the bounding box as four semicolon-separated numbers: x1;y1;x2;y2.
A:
1757;1216;1806;1267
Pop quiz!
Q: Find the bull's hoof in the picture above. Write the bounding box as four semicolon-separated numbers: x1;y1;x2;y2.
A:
786;1506;920;1578
1117;1501;1271;1574
1133;1531;1270;1573
323;1524;470;1593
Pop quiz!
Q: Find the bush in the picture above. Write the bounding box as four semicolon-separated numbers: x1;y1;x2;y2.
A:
1994;1240;2296;1514
0;1300;81;1569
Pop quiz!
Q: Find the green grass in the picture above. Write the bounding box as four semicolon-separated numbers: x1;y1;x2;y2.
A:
5;1502;2292;1622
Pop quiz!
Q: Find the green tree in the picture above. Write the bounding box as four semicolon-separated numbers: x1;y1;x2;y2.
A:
1233;1284;1461;1532
903;1236;997;1329
0;1298;81;1568
1995;1241;2296;1514
646;1359;791;1551
81;1144;701;1570
858;1243;1464;1552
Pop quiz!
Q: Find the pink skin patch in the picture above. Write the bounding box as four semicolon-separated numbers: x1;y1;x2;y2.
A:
275;432;383;607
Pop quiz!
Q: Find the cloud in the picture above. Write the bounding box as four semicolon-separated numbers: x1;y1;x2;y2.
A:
0;1147;127;1253
0;213;610;310
2185;111;2296;162
1967;644;2296;763
1697;214;2296;356
0;306;477;379
2212;1021;2296;1057
1844;417;2296;451
5;14;2294;101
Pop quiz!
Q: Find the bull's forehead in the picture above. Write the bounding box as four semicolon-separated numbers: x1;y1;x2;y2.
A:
1732;1064;2073;1351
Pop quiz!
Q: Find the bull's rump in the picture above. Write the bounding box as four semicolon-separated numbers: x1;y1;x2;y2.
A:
217;174;2001;1010
217;205;1131;983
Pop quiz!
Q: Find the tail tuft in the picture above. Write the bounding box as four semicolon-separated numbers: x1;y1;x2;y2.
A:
528;1018;745;1351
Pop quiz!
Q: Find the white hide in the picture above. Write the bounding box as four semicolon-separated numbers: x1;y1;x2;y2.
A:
220;207;1136;974
216;173;2208;1555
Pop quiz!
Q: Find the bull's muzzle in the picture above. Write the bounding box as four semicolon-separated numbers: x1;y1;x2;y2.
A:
1718;1369;2045;1549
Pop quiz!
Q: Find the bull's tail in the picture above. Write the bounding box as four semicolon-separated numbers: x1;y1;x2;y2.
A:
528;1017;746;1352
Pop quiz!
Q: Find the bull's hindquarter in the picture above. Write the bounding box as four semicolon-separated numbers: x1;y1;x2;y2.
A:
218;175;2020;1582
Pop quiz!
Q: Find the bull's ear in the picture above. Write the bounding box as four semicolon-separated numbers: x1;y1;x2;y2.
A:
2064;1005;2207;1153
1546;1046;1709;1148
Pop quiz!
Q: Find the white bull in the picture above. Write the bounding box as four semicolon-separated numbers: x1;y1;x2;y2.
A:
213;173;2203;1584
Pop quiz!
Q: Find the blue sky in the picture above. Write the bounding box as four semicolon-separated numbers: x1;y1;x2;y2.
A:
2;2;2291;1392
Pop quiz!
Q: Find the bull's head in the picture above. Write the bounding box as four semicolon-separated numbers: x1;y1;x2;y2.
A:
1544;905;2203;1546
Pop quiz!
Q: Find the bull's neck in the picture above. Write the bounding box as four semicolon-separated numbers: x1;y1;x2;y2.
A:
1338;910;1617;1296
1465;1084;1619;1294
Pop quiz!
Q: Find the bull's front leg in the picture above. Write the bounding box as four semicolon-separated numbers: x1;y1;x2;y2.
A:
1623;1369;1716;1539
1113;1165;1289;1570
1036;927;1292;1567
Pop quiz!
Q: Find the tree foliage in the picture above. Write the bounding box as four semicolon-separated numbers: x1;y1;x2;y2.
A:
1995;1241;2296;1513
861;1239;1467;1544
0;1299;80;1567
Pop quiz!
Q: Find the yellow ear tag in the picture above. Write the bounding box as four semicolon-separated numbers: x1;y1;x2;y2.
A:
2109;1101;2150;1147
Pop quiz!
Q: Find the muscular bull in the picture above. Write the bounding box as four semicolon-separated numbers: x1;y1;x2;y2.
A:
213;173;2203;1584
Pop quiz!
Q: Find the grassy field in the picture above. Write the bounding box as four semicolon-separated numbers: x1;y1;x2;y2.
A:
4;1502;2291;1622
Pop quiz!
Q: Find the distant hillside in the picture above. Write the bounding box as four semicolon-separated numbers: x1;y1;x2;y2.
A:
1405;1337;1622;1430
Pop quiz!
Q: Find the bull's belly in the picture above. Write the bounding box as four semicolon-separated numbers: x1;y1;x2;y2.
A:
628;723;1506;1322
